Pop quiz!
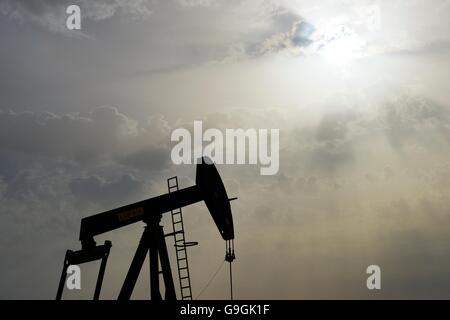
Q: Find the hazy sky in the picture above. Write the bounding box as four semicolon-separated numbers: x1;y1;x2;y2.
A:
1;0;450;299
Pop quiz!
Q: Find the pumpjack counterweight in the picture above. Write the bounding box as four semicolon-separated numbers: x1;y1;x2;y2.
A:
56;158;236;300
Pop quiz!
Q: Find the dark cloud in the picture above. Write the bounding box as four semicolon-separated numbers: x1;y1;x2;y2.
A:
0;106;170;167
0;106;172;218
69;173;145;206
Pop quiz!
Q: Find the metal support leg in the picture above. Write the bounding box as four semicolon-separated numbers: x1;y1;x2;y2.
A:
149;224;162;300
156;225;176;300
118;217;176;300
118;228;151;300
93;241;111;300
56;251;71;300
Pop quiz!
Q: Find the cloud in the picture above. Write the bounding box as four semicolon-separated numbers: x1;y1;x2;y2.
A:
69;173;145;206
233;1;450;61
378;93;450;151
1;89;450;298
118;147;171;172
0;0;152;33
0;106;136;165
259;20;315;55
2;0;450;299
0;106;174;207
176;0;216;7
0;105;174;298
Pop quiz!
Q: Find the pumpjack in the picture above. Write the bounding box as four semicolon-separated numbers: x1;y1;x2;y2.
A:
56;157;236;300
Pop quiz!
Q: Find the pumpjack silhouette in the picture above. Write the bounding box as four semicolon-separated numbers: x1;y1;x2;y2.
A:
56;157;236;300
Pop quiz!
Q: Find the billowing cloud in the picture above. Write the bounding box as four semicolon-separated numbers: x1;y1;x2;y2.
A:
0;106;172;210
0;106;136;165
1;90;450;298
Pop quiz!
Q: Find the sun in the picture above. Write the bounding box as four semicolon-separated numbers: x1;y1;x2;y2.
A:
313;25;365;65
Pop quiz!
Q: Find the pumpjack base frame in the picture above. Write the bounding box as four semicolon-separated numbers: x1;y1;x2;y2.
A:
56;240;112;300
57;215;177;300
118;214;176;300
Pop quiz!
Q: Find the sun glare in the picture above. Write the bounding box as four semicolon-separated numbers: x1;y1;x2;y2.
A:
313;25;365;65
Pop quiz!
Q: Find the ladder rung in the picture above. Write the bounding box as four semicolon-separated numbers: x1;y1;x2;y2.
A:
179;266;188;270
164;231;183;237
181;286;191;289
180;276;190;280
